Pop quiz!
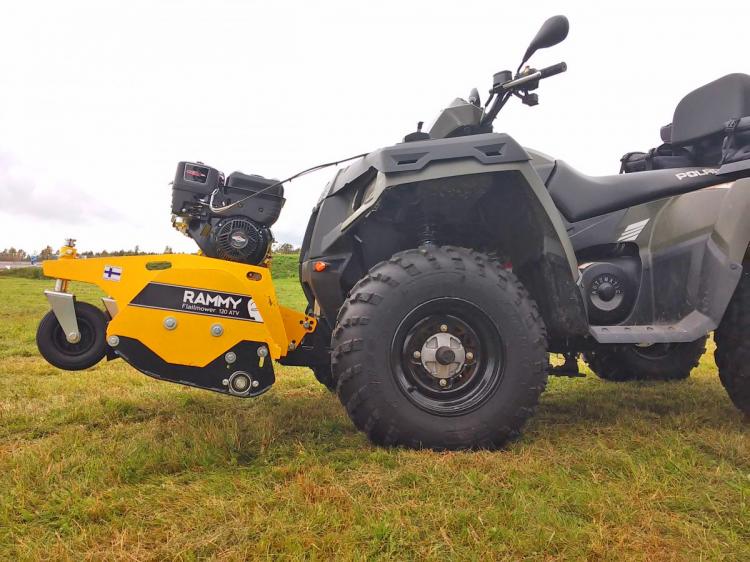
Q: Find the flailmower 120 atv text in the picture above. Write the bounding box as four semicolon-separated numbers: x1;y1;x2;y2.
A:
37;15;750;450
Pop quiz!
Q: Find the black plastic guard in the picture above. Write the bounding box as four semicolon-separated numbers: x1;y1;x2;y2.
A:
114;337;275;397
279;323;332;368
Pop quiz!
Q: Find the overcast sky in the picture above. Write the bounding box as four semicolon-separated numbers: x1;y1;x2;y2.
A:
1;0;748;255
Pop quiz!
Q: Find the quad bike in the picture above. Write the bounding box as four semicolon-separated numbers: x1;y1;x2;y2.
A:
36;15;750;449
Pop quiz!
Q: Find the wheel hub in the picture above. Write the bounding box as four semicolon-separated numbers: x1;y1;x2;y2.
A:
392;301;504;416
420;332;466;379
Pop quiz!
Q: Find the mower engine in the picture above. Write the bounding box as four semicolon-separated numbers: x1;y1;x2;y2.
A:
171;162;285;265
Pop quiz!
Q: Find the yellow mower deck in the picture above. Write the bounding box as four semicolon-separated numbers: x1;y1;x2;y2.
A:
42;250;315;394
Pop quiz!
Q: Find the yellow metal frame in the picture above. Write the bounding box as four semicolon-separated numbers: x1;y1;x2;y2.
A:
43;251;315;367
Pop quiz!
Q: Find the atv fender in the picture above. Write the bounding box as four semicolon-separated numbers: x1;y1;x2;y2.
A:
304;133;589;338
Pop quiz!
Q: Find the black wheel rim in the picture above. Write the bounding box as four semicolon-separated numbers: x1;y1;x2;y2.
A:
390;298;504;416
51;316;96;356
631;343;675;360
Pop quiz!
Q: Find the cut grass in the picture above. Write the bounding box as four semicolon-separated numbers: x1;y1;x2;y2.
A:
0;274;748;560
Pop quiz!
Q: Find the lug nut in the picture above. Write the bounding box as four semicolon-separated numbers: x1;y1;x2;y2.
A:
466;352;474;362
439;379;448;387
440;324;448;333
225;352;237;364
163;316;177;330
251;380;260;388
107;335;120;347
413;350;421;360
222;378;229;386
210;323;224;337
67;331;81;344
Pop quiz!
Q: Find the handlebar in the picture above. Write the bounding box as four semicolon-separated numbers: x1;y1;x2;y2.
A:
501;71;542;91
494;61;567;93
480;61;567;128
539;61;567;79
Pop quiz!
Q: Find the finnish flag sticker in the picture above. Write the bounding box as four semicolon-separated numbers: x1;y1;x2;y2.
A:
103;265;122;281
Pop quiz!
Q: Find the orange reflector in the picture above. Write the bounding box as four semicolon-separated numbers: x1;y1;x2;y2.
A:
314;261;328;272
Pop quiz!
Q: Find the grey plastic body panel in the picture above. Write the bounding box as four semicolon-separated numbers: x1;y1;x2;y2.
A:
428;99;485;139
527;147;556;183
718;158;750;176
321;132;530;201
371;133;529;174
332;158;580;280
585;179;750;343
301;154;589;340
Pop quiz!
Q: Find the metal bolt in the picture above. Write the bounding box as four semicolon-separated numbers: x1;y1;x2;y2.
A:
257;346;269;358
288;342;296;351
251;380;260;388
211;323;224;337
225;352;237;364
66;331;81;344
163;316;177;330
413;350;421;360
303;320;312;329
439;379;448;387
440;324;448;333
107;335;120;347
222;378;229;386
466;351;474;362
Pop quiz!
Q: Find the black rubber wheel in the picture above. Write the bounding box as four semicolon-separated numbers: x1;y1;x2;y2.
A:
584;338;707;382
331;246;548;450
311;364;336;392
715;263;750;414
36;301;108;370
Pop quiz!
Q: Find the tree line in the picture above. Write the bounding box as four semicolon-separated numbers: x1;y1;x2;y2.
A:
1;242;299;262
0;245;175;262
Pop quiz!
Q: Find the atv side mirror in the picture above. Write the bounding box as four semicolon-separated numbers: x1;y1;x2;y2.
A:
521;15;569;66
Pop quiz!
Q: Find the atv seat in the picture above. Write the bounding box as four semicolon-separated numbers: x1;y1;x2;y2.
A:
546;161;726;222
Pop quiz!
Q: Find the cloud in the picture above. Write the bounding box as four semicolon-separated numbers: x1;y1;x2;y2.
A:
0;151;126;224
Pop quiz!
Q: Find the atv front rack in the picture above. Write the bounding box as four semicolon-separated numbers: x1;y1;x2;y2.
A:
39;245;316;397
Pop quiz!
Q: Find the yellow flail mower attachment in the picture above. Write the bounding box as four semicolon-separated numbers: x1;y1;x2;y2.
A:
36;240;317;397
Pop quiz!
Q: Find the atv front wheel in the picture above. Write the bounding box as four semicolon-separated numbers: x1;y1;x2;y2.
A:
331;246;548;450
584;338;707;382
311;364;336;392
36;301;108;370
715;263;750;414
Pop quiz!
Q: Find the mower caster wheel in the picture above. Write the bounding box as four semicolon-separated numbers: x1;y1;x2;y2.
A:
36;301;108;370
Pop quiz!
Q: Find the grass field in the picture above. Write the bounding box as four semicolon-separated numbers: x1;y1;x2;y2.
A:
0;262;748;560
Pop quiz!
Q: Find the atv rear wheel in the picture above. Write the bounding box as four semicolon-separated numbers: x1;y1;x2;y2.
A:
331;246;548;450
715;263;750;414
36;301;108;370
584;338;707;382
